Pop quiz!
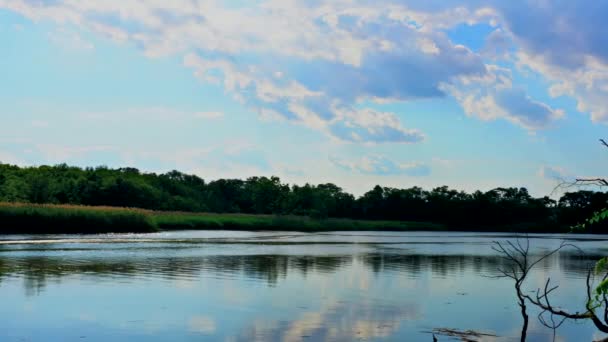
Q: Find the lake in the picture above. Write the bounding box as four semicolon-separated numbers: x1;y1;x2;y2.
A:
0;231;607;341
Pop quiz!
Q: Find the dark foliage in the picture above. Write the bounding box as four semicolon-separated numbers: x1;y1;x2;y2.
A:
1;163;607;232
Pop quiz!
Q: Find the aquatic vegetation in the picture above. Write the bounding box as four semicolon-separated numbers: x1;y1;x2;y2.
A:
0;203;445;234
151;211;446;232
0;202;156;234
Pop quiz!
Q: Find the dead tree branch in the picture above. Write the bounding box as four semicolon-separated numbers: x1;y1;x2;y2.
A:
552;139;608;193
494;237;608;338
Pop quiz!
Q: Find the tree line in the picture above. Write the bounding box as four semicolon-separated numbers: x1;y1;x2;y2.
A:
0;163;607;233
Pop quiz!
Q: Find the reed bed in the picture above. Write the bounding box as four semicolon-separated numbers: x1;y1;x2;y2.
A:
0;202;445;234
153;212;445;231
0;203;156;234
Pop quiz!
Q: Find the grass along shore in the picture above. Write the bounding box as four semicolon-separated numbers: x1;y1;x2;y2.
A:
0;203;446;234
0;203;155;234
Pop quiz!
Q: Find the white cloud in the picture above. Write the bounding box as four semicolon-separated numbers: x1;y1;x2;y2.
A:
331;155;431;176
416;37;440;55
3;0;605;137
449;1;608;125
330;107;425;144
184;51;426;143
517;52;608;123
446;64;564;130
0;0;485;143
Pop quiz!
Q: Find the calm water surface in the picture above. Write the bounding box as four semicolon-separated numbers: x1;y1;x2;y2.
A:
0;231;607;341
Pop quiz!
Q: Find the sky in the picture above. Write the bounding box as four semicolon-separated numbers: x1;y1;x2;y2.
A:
1;0;607;196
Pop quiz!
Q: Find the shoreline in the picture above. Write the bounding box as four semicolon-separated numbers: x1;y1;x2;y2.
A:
0;202;571;235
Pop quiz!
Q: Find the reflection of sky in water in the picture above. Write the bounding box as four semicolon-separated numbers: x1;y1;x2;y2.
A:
0;231;607;341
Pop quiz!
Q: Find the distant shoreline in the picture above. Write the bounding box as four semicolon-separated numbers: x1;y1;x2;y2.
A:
0;202;574;235
2;163;607;234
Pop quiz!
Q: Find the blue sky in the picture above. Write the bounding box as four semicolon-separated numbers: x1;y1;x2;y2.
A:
1;1;607;196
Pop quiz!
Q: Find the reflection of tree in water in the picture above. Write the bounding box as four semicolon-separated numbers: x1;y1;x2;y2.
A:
197;255;352;286
0;250;595;296
289;255;351;277
360;253;518;278
358;252;594;279
2;256;140;297
0;254;354;295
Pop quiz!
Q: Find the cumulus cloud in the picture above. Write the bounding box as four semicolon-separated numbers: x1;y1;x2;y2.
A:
331;155;431;176
391;1;608;127
517;52;608;123
493;88;564;129
446;65;564;129
481;28;511;59
0;0;475;143
330;108;425;144
3;0;602;135
482;2;608;124
495;2;608;70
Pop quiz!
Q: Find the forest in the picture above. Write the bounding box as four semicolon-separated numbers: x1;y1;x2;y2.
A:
0;163;607;233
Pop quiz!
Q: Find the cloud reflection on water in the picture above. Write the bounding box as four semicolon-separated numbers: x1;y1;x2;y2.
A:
0;232;604;341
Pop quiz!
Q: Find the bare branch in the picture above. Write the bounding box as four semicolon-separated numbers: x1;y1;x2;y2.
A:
526;242;579;273
524;279;593;320
551;138;608;194
574;178;608;187
492;237;608;337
